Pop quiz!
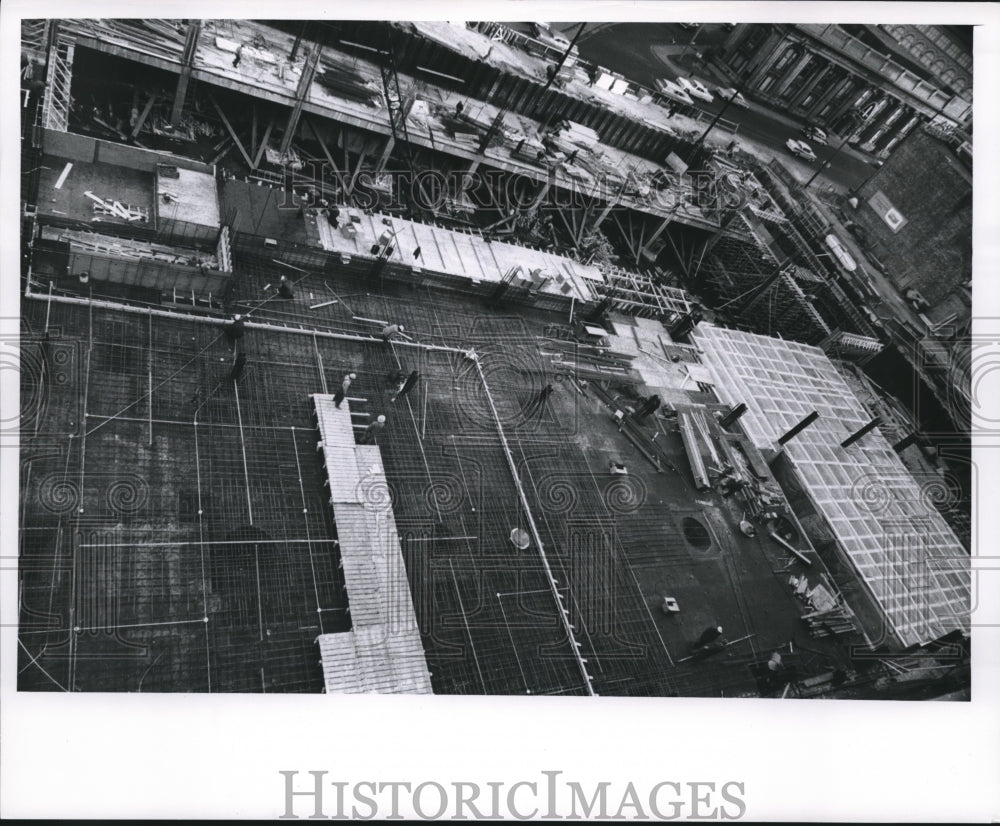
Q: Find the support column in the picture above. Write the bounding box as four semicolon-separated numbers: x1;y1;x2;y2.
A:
860;100;904;151
170;21;201;127
809;71;850;119
639;215;674;259
880;112;921;155
720;24;748;53
789;60;833;110
828;82;870;128
279;48;321;156
373;135;395;176
746;35;790;88
854;95;893;145
772;51;814;99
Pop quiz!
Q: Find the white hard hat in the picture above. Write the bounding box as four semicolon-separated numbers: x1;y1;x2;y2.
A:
398;325;404;332
377;415;386;423
348;372;357;379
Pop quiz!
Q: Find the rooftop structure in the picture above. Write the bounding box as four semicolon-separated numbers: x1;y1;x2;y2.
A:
695;325;969;647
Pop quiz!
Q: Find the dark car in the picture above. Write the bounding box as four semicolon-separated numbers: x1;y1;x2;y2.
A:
800;125;828;145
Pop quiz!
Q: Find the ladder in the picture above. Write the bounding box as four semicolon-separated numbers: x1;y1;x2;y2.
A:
41;33;74;132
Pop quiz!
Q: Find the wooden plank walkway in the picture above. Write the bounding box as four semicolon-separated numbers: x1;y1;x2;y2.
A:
312;393;433;694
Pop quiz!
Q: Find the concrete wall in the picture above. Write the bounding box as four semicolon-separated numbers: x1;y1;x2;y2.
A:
42;128;214;175
856;129;971;323
67;249;230;295
231;232;588;315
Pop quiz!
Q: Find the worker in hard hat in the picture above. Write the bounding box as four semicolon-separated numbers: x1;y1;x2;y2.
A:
363;414;386;443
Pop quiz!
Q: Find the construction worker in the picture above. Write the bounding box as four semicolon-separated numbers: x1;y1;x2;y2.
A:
696;625;723;648
230;351;247;382
278;275;294;299
224;313;246;345
232;44;243;68
391;370;419;403
381;323;403;343
334;372;356;408
363;414;386;443
537;383;554;404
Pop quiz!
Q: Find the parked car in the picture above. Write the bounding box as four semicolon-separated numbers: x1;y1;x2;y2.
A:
531;22;571;50
801;125;828;145
654;77;694;106
785;138;817;162
677;76;714;103
716;86;749;108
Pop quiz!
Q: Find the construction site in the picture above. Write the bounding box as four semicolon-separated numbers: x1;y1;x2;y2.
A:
17;18;971;698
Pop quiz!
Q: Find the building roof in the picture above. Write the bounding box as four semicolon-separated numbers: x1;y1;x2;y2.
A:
694;324;969;647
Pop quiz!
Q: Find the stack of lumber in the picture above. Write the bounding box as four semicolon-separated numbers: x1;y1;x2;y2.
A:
315;66;381;107
553;119;600;149
75;19;185;61
47;227;213;267
85;191;149;223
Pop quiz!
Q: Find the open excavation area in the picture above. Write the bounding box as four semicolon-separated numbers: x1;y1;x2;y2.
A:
17;18;971;698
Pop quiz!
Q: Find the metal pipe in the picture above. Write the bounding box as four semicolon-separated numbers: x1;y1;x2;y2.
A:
841;417;881;448
777;410;819;445
472;353;596;696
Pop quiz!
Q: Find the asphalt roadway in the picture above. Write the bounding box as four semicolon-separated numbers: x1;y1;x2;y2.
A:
551;21;878;192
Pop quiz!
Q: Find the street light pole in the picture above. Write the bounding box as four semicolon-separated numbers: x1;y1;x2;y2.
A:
694;77;749;148
804;113;863;189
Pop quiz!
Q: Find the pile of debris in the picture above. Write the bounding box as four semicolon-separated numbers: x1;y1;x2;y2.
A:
789;574;858;638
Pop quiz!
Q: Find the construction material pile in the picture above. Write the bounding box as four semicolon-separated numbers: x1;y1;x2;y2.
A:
789;575;858;638
315;62;383;107
552;119;599;148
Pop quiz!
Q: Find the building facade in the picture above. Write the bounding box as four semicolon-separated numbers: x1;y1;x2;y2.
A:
853;126;971;329
715;24;972;158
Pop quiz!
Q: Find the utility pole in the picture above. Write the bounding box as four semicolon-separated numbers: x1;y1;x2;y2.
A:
693;77;749;149
679;24;703;60
804;112;863;189
538;23;587;98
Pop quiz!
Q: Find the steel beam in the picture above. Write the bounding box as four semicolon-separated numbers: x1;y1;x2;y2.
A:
131;94;157;139
252;118;275;170
210;95;254;168
279;48;321;156
170;21;201;127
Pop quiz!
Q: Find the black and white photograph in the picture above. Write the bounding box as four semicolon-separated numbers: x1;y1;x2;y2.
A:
2;1;998;821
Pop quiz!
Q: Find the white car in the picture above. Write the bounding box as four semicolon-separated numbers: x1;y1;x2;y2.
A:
677;76;714;103
531;22;571;50
785;138;817;162
654;78;694;106
716;86;749;108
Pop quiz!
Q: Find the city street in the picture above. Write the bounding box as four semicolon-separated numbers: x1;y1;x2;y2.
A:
555;21;877;191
